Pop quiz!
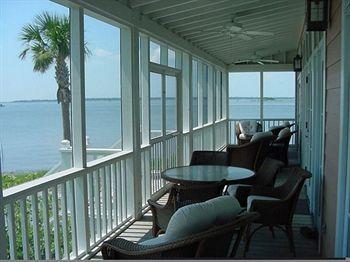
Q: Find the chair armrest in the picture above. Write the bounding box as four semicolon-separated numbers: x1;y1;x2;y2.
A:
101;238;155;259
235;186;253;207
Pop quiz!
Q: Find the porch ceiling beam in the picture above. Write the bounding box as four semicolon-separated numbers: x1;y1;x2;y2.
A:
228;63;293;72
156;0;255;24
146;0;229;19
70;0;227;68
138;0;202;16
183;13;303;40
166;0;300;30
128;0;162;9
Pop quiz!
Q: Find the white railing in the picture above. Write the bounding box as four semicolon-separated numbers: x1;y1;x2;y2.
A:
228;118;297;145
2;120;228;260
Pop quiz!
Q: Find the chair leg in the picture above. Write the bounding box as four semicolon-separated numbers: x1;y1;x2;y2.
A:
269;226;275;239
285;225;296;257
243;223;252;257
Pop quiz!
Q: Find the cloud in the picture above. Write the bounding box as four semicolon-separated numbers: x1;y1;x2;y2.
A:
94;48;114;58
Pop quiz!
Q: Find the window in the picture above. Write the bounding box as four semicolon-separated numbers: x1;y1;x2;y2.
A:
192;60;199;128
165;76;177;134
229;72;261;119
150;72;162;138
203;65;209;124
84;13;121;160
263;72;295;119
0;0;71;188
168;49;176;68
150;41;160;64
216;70;222;121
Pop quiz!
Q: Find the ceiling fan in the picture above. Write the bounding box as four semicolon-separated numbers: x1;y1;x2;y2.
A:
234;53;280;65
200;17;274;41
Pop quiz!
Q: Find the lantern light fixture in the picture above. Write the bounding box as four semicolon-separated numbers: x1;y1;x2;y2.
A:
293;54;302;72
306;0;328;31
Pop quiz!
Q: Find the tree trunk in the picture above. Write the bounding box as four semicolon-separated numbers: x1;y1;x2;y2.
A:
55;57;71;142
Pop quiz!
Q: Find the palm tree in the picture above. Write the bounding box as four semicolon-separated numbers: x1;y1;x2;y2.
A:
19;12;88;142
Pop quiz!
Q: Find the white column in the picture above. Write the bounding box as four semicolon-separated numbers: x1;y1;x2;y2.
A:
0;163;6;259
208;65;215;150
335;0;350;256
70;7;89;254
176;52;184;166
260;71;264;126
198;62;203;128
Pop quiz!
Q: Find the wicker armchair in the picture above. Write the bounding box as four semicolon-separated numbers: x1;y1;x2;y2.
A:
269;130;297;166
148;182;226;237
269;123;295;136
101;211;259;259
243;167;312;257
235;121;263;145
190;150;228;166
227;158;284;206
226;133;274;171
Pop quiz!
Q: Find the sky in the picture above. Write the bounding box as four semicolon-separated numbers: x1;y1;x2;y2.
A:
0;0;295;102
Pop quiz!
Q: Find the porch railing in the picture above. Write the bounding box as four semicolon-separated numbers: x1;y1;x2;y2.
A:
1;119;228;260
228;118;297;146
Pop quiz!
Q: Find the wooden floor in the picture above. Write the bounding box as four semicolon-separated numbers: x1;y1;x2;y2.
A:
91;150;320;259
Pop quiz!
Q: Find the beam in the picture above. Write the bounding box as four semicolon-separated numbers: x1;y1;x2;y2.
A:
228;63;293;72
71;0;226;68
139;0;200;15
129;0;161;9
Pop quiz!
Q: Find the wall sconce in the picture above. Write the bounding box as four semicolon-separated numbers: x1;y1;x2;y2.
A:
306;0;328;31
293;55;302;72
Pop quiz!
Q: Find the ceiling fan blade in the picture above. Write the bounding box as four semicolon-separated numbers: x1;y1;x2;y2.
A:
260;59;280;64
245;31;275;36
237;34;253;41
234;60;252;64
257;61;264;65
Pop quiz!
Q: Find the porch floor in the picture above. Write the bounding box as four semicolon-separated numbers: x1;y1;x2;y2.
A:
91;149;320;259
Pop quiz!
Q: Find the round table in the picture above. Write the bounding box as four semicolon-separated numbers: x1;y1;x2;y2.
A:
161;165;255;185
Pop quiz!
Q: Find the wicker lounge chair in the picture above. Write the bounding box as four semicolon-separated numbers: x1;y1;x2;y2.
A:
227;158;284;206
235;121;263;145
227;131;274;171
269;122;295;137
190;150;228;166
243;167;312;257
101;211;259;259
148;182;225;236
269;129;297;166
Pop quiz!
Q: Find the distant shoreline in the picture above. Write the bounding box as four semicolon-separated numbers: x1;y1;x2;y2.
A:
2;97;295;103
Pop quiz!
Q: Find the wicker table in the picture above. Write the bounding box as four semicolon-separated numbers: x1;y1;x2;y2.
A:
161;165;255;185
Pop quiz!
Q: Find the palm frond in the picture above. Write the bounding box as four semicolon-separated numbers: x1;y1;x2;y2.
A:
32;48;54;73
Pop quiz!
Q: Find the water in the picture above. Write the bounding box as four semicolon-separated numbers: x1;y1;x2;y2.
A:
0;98;294;172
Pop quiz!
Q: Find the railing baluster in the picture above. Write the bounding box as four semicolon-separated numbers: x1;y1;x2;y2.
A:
101;167;107;235
122;160;127;219
19;198;29;260
117;161;122;224
94;170;101;240
6;203;16;260
42;189;51;259
52;186;60;260
61;183;69;260
106;165;112;231
88;172;95;245
68;181;78;258
30;194;40;260
111;163;118;227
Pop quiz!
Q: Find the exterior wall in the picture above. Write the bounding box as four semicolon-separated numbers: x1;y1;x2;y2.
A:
322;0;342;257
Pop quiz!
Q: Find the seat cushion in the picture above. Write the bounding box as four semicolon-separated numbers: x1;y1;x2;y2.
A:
239;120;258;136
277;127;290;139
251;131;273;142
140;196;241;246
247;195;279;211
283;121;290;127
227;184;251;197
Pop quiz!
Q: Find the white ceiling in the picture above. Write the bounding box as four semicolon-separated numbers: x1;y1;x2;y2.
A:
118;0;305;65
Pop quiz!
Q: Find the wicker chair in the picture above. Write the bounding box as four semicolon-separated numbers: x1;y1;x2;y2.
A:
269;123;295;137
226;133;274;171
243;167;312;257
101;211;259;259
269;130;297;166
148;182;226;237
227;158;284;206
235;121;263;145
190;150;228;166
